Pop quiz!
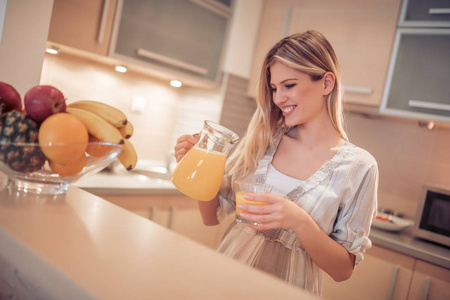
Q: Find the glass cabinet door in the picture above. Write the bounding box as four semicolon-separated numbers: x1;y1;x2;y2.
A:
380;29;450;122
399;0;450;27
111;0;232;83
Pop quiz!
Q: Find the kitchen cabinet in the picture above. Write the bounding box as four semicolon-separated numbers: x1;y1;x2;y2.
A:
322;245;415;300
380;30;450;123
47;0;117;56
407;259;450;300
248;0;402;107
109;0;234;86
399;0;450;28
322;245;450;300
100;194;234;249
247;0;296;97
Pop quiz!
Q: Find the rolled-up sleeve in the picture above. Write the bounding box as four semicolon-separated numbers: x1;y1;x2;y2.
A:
330;163;379;268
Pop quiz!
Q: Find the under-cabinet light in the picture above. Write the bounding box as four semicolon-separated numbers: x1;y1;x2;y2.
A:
115;65;127;73
45;46;59;55
170;80;182;88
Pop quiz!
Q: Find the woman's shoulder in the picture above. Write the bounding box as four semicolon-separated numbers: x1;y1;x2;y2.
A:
343;142;378;169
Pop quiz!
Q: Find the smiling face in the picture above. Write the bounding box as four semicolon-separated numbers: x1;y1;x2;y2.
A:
269;61;333;128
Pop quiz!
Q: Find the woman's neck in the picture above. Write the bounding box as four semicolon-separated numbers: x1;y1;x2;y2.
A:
288;113;343;150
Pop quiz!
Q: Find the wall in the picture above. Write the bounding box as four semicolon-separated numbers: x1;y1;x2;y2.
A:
40;52;223;162
0;0;54;94
346;113;450;219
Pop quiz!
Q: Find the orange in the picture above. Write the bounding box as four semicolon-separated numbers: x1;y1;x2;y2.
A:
49;153;87;177
86;135;114;158
38;113;89;164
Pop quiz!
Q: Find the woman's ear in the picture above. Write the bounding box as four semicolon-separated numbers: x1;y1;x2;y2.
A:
322;72;335;96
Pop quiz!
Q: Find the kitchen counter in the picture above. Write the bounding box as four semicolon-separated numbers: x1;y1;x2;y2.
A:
74;172;181;196
0;184;315;300
75;172;450;270
369;228;450;269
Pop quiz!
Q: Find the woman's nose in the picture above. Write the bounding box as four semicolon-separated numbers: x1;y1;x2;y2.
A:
273;91;286;105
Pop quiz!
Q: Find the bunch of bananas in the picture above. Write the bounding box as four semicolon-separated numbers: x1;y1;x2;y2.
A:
66;100;137;170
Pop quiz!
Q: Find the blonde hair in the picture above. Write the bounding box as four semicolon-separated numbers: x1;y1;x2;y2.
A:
227;30;346;184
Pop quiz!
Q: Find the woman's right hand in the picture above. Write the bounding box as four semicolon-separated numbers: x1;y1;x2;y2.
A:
173;134;200;162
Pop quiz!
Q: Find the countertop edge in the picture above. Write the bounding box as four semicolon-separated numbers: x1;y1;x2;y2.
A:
369;228;450;269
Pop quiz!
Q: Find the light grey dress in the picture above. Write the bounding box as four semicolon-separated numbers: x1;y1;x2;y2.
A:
215;130;379;296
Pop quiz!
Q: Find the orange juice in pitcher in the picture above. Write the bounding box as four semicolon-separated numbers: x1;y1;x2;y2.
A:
172;121;239;201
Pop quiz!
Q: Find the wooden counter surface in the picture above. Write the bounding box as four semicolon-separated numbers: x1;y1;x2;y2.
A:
0;185;316;299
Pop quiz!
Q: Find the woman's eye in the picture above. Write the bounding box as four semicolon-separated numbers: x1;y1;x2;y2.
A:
285;83;296;89
271;87;277;93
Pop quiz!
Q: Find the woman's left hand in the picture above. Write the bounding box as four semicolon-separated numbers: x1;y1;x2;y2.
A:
238;193;309;231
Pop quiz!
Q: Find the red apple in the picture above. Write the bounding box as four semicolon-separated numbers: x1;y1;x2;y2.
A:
24;85;66;122
0;81;23;113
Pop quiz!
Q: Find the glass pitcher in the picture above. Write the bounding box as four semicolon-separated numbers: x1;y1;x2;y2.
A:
172;120;239;201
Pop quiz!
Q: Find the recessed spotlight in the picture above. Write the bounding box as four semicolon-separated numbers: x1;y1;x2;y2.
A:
115;65;127;73
45;46;59;55
170;80;182;88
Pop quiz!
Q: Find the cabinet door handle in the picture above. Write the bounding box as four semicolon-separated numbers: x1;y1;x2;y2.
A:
281;8;292;38
420;277;431;300
429;8;450;15
97;0;111;43
149;206;156;221
386;266;399;300
167;206;176;229
343;85;373;94
137;48;208;75
408;100;450;112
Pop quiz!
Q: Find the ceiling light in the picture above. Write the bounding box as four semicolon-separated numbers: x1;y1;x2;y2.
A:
45;46;59;55
115;65;127;73
170;80;182;88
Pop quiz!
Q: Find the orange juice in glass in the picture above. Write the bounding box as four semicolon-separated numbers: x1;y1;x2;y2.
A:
172;121;239;201
234;181;273;225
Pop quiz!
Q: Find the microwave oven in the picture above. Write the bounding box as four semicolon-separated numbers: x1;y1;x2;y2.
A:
413;185;450;247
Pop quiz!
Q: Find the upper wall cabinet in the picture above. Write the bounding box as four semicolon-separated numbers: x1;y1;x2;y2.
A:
247;0;296;97
380;29;450;123
109;0;234;87
399;0;450;28
291;0;402;107
248;0;402;107
47;0;118;56
380;0;450;123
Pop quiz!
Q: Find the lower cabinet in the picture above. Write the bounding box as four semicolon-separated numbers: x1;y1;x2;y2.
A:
100;194;234;249
322;245;450;300
407;259;450;300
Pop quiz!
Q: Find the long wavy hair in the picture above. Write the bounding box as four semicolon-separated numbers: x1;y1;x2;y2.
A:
227;30;346;184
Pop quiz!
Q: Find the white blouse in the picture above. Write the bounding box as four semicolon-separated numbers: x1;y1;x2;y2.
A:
215;131;379;296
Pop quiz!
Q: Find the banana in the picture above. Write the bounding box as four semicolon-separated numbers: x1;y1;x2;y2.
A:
118;139;138;170
68;100;128;128
119;121;134;139
66;107;124;145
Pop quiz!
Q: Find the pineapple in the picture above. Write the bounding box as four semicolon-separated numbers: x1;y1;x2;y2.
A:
0;110;46;172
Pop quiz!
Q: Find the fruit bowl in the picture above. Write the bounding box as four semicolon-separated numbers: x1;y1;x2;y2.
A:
0;141;123;194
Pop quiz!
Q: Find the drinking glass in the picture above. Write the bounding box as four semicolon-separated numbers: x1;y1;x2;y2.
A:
234;181;273;225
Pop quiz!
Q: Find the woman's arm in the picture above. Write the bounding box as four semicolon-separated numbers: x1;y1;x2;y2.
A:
197;196;220;226
291;213;355;281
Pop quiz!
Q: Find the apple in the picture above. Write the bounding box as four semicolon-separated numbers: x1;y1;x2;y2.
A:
0;81;23;113
24;85;66;122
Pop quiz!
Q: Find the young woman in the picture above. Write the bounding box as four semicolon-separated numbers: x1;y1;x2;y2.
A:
174;30;378;296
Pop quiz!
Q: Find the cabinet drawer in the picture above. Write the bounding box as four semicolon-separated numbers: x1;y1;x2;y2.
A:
399;0;450;27
380;28;450;122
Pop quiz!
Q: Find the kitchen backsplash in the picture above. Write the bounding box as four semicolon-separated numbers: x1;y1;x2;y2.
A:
40;52;450;220
346;113;450;219
40;52;223;162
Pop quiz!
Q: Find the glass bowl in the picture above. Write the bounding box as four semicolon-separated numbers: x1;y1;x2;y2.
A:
0;141;123;195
